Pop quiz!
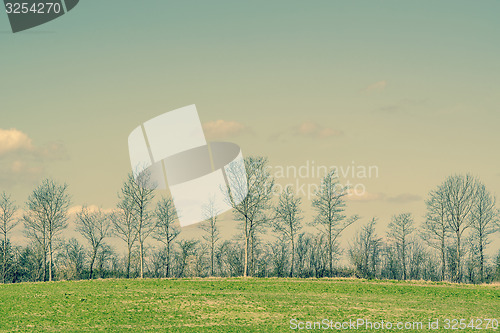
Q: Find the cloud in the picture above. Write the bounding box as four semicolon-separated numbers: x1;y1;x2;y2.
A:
68;205;117;216
364;80;387;92
346;190;386;202
10;160;43;175
386;193;422;203
0;128;68;188
376;98;426;114
0;128;34;155
296;121;343;139
202;120;247;140
346;190;422;203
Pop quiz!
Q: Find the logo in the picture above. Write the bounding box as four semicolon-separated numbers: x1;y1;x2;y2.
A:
4;0;79;33
128;105;248;227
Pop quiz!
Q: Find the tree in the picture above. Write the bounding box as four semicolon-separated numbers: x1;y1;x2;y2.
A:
199;198;220;276
23;179;70;281
154;196;179;278
75;206;112;279
312;170;359;276
387;213;415;280
120;172;156;278
111;197;138;278
273;186;303;277
0;192;18;283
226;156;274;277
349;218;381;279
422;187;451;280
469;182;497;283
176;239;198;277
440;174;478;283
58;238;86;280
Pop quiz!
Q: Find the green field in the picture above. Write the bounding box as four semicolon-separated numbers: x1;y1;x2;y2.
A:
0;278;498;332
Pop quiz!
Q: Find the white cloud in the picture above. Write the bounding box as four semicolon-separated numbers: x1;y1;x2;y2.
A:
202;120;247;139
364;80;387;92
346;190;385;202
296;121;343;139
0;128;68;188
386;193;422;203
67;205;117;216
0;128;34;155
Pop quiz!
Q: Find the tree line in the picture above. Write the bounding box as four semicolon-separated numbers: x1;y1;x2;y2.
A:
1;157;499;284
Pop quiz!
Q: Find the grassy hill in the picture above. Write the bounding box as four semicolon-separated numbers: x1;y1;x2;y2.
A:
0;278;498;332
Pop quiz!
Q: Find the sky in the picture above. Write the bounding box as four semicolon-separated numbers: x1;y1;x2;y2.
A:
1;1;499;257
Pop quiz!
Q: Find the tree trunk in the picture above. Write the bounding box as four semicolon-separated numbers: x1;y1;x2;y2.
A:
126;245;131;278
139;240;144;278
250;232;254;277
43;236;47;282
290;233;295;278
211;239;214;277
328;222;333;277
441;238;446;281
166;241;170;278
455;229;461;283
2;233;6;283
479;234;484;283
243;217;248;277
48;239;53;282
89;251;97;280
402;240;406;280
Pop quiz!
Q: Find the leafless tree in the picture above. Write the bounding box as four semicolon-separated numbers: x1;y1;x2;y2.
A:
226;156;274;277
312;170;359;276
111;196;138;278
23;179;70;281
349;218;382;279
273;186;303;277
176;239;198;278
295;233;312;277
120;172;156;278
57;238;86;280
422;187;451;280
440;174;478;283
270;238;288;277
75;206;112;279
199;198;220;276
0;192;18;283
154;196;179;278
469;182;498;283
387;213;415;280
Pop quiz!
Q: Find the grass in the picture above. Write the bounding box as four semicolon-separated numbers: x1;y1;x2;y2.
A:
0;278;498;332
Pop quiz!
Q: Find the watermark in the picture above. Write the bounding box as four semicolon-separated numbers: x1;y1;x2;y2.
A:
3;0;79;33
269;160;379;200
290;318;499;330
128;105;248;227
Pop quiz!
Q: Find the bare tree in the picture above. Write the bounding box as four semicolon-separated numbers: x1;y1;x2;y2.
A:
57;238;86;280
312;170;359;276
23;179;70;281
176;239;198;278
199;198;220;276
111;197;138;278
75;206;112;279
154;196;179;278
120;172;156;278
226;156;274;277
387;213;415;280
0;192;18;283
440;174;478;283
422;187;451;280
349;218;381;279
273;186;303;277
469;182;497;283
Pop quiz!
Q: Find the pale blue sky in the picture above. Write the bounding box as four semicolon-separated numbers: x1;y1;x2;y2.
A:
1;1;499;253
